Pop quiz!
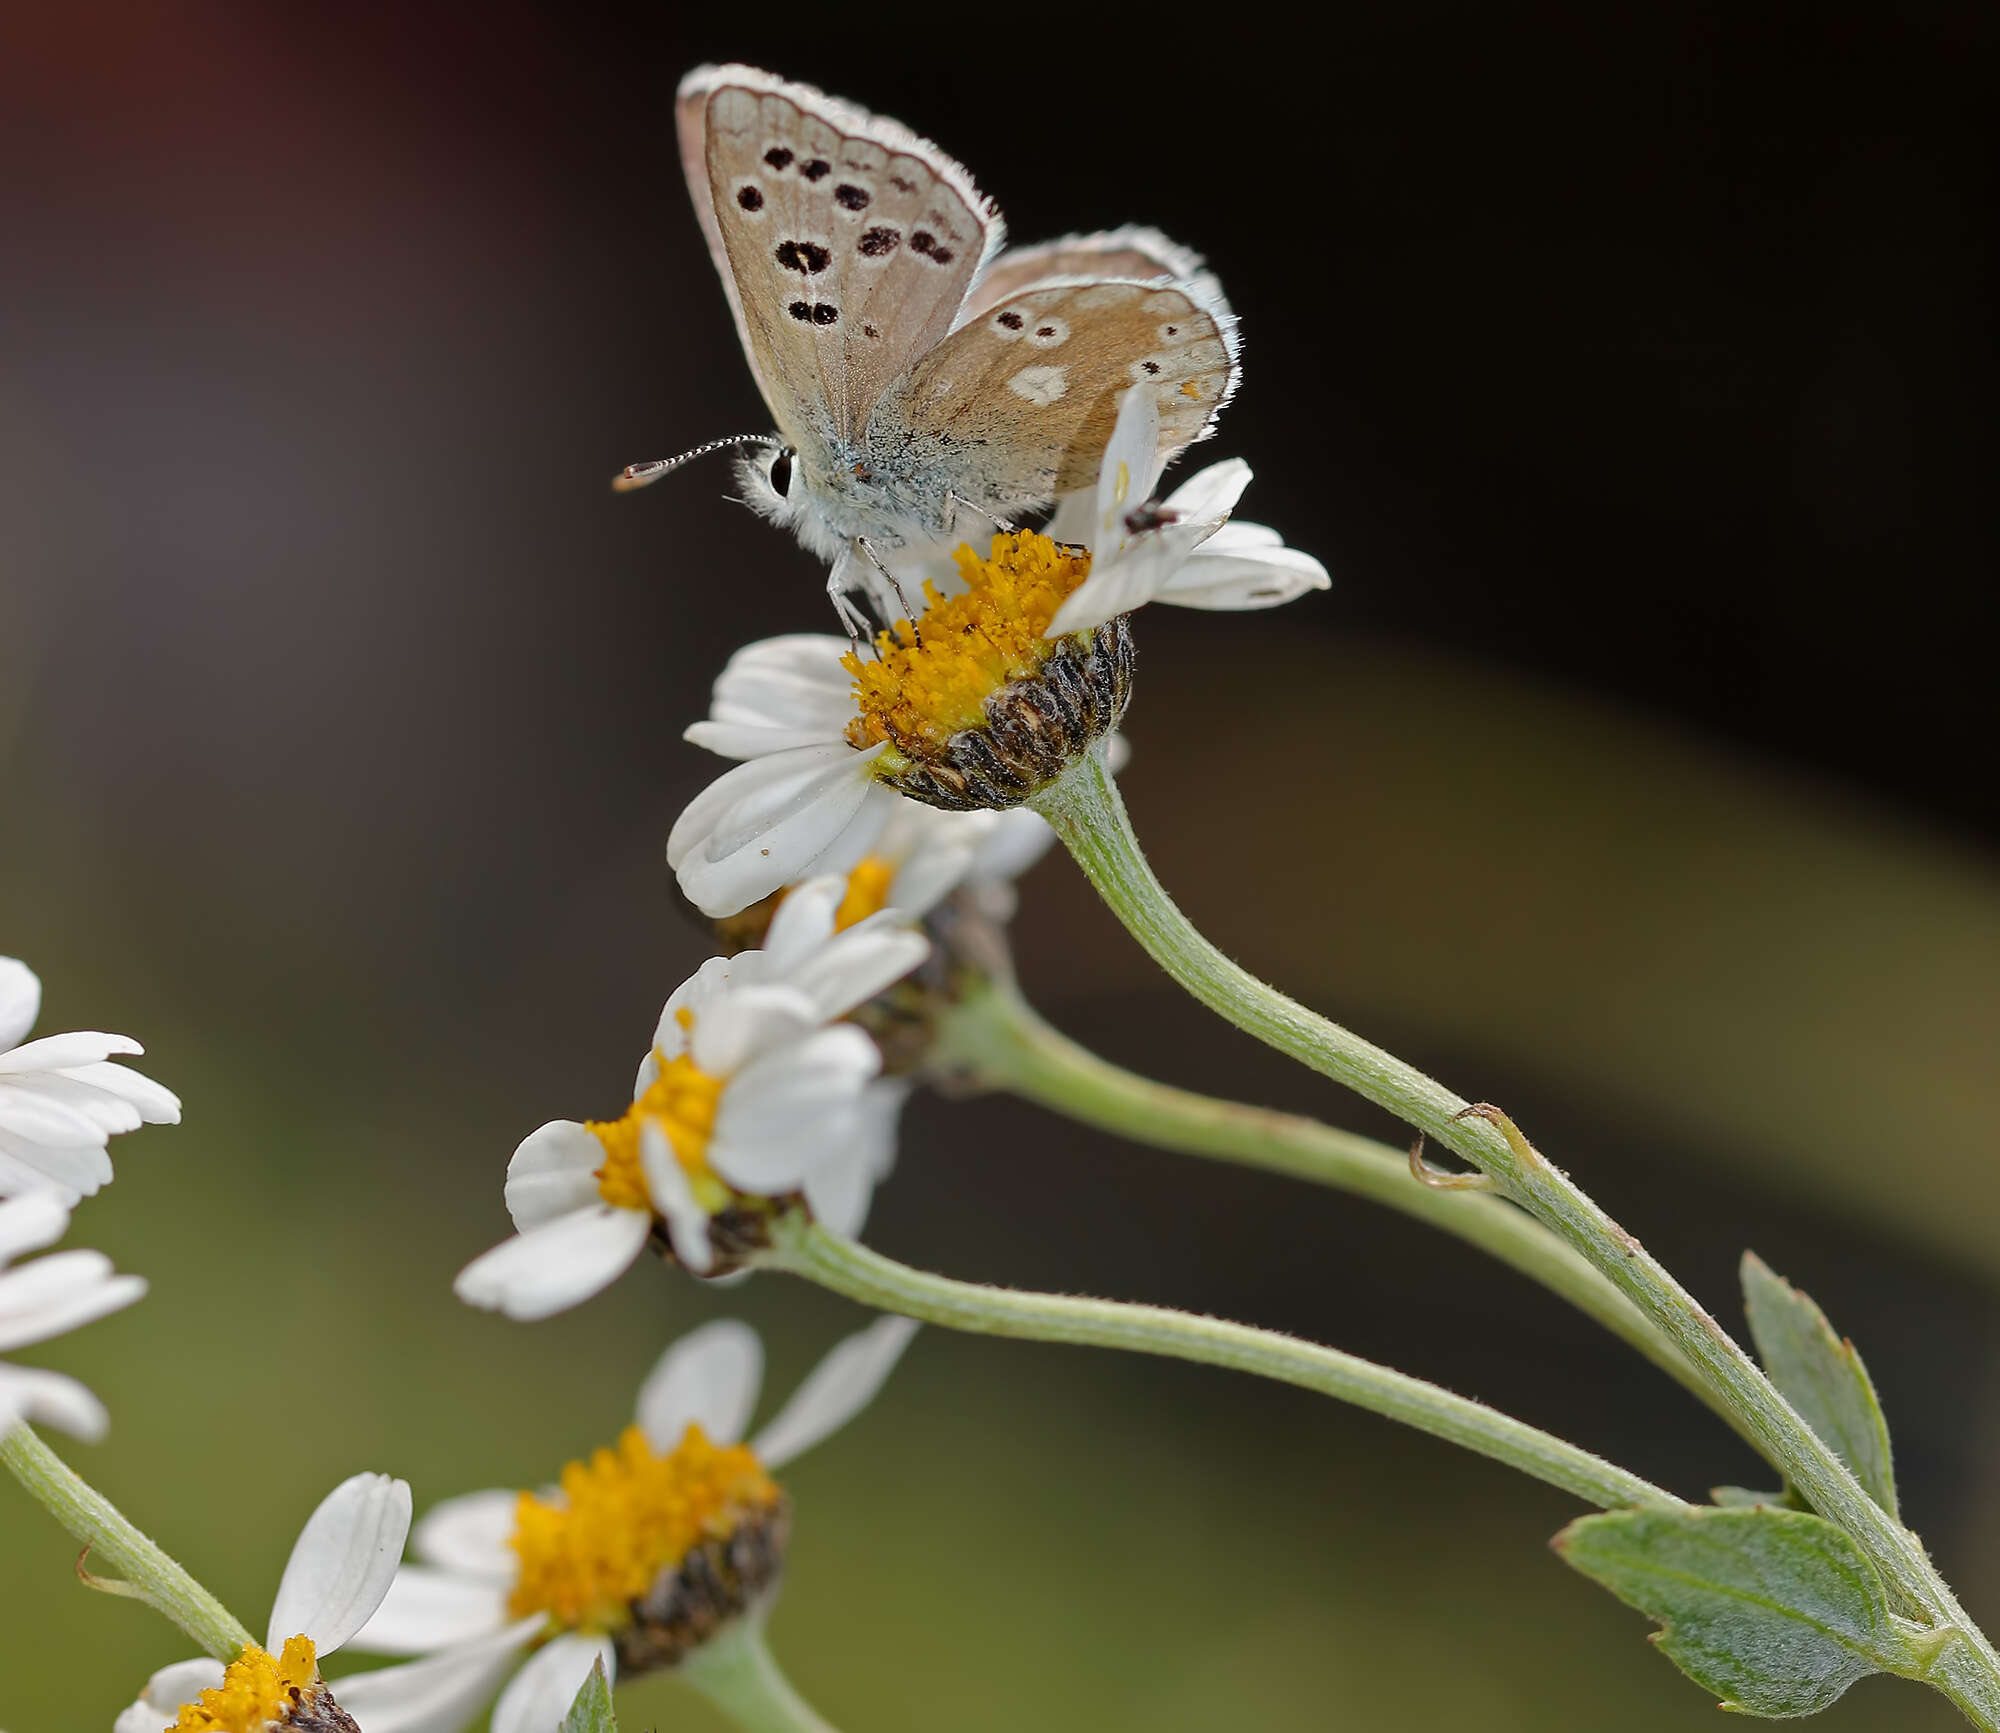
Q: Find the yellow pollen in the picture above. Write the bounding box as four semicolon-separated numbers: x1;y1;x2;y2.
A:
591;1036;726;1213
1113;459;1131;506
508;1423;781;1634
843;531;1093;757
170;1637;318;1732
835;855;897;930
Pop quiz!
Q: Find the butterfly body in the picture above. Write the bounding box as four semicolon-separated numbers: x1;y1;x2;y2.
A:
669;65;1241;620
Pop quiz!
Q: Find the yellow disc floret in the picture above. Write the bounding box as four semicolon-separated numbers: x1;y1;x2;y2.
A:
834;855;896;931
591;1016;726;1214
844;532;1092;758
509;1423;781;1634
171;1637;319;1732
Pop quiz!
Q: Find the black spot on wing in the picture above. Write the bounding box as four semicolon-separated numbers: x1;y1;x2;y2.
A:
763;147;794;170
736;185;764;211
774;240;831;275
857;226;900;258
908;231;955;266
834;184;871;211
801;159;831;182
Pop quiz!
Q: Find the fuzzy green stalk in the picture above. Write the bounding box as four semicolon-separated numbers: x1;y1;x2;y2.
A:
1027;740;2000;1728
932;973;1751;1445
765;1216;1685;1515
1;1421;255;1660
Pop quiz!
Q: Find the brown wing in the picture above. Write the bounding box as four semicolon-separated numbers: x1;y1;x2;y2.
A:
958;226;1210;325
875;277;1240;510
677;65;1003;453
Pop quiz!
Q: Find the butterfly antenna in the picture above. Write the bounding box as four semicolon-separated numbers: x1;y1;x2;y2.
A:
612;434;783;493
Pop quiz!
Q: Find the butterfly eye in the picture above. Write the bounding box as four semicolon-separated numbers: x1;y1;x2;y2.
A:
768;449;795;498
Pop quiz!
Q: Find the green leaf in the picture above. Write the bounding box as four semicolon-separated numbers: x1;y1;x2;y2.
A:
1741;1251;1898;1517
1554;1505;1916;1716
560;1658;618;1733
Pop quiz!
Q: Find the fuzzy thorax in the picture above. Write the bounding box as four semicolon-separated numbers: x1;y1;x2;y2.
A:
171;1639;352;1733
845;532;1134;811
509;1424;788;1671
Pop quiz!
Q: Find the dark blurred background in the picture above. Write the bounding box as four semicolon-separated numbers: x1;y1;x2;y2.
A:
2;4;1995;1727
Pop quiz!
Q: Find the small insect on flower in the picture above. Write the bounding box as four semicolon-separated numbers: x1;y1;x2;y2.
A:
0;957;180;1202
341;1317;917;1731
114;1474;412;1733
0;1190;146;1441
453;885;927;1320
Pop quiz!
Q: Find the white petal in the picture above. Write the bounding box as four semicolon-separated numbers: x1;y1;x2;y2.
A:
268;1472;413;1656
707;1028;880;1194
759;876;845;973
12;1073;143;1137
801;1078;907;1241
0;1127;107;1199
653;954;753;1063
503;1123;606;1233
635;1318;764;1451
453;1207;650;1322
332;1618;543;1733
490;1632;614;1733
699;634;856;743
884;837;977;921
0;959;41;1051
0;1256;145;1352
669;743;884;920
1042;487;1095;548
751;1315;920;1469
965;810;1056;888
638;1124;714;1275
1046;519;1211;636
1092;386;1162;547
347;1566;511;1656
689;984;821;1078
1159;457;1253;525
118;1658;226;1732
0;1032;142;1074
0;1085;111;1148
780;925;929;1022
0;1188;70;1264
1157;537;1331;610
58;1061;182;1124
412;1490;521;1579
0;1365;109;1441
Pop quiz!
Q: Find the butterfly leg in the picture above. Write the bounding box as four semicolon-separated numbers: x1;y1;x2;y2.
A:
856;537;922;643
825;571;872;652
946;490;1014;536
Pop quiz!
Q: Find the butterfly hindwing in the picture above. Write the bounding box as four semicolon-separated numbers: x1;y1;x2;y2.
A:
878;276;1239;510
957;226;1210;326
678;65;1002;460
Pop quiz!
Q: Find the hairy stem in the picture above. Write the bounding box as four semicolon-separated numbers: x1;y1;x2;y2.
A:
767;1217;1686;1514
935;975;1748;1441
680;1619;843;1733
1028;742;2000;1727
1;1422;255;1660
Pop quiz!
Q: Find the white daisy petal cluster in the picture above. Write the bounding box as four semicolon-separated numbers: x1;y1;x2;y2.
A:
0;957;180;1202
671;635;1062;919
343;1316;918;1733
0;1190;146;1441
115;1472;412;1732
1043;385;1330;636
453;889;928;1319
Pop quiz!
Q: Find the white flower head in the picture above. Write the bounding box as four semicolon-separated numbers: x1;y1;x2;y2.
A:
343;1315;919;1733
454;896;927;1320
0;1190;146;1442
1042;385;1330;636
0;958;180;1203
114;1471;412;1733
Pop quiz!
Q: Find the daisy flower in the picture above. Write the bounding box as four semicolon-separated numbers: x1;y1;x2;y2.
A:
0;1189;146;1440
343;1315;918;1733
113;1472;411;1733
668;399;1318;919
0;957;181;1202
1041;384;1330;635
453;887;927;1319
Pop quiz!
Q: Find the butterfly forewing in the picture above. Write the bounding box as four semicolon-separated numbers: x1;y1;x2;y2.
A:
881;278;1239;508
680;66;1000;457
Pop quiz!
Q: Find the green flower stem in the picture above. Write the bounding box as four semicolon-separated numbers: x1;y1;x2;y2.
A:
934;974;1747;1443
680;1619;842;1733
0;1421;254;1660
1029;743;2000;1725
767;1216;1686;1515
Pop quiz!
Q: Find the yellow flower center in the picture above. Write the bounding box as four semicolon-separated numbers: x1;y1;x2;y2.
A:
844;532;1092;758
508;1423;781;1634
591;1012;728;1214
170;1637;319;1732
834;855;897;930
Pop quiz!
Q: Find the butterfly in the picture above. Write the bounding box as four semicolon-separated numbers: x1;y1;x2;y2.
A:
620;64;1241;633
